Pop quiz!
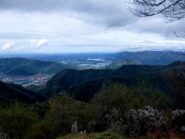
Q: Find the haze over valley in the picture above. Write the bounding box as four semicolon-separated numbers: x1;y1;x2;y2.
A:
0;51;184;89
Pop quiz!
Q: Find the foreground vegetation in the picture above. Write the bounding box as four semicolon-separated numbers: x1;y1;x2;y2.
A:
57;130;126;139
0;83;184;139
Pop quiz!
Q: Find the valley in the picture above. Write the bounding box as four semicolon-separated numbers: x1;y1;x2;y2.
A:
0;51;184;89
1;1;185;138
0;73;51;88
0;52;184;139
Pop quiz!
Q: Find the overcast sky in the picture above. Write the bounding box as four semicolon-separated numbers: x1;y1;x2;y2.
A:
0;0;185;53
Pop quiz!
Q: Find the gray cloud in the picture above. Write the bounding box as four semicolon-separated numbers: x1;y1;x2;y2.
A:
0;0;136;28
0;0;123;12
125;17;185;38
0;32;47;39
0;0;183;34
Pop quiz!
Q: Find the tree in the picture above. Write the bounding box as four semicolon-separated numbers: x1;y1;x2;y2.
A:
132;0;185;22
0;104;39;139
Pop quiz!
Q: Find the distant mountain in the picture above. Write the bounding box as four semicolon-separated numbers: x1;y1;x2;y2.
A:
43;61;185;108
1;51;184;70
0;81;45;104
109;51;185;68
0;58;68;76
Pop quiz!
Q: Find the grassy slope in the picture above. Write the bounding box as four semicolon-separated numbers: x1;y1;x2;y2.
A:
57;130;185;139
57;130;126;139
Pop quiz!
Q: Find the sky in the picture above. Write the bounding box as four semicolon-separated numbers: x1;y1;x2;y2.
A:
0;0;185;53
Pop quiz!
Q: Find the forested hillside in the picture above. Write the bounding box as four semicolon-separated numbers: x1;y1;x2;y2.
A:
0;81;45;104
43;61;185;108
0;58;67;76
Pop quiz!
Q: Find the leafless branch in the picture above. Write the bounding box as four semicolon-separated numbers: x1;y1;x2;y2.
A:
132;0;185;22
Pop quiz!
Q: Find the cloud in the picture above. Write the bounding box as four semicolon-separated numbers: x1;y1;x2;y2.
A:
0;0;125;13
0;41;15;51
0;0;184;53
30;39;48;48
0;0;183;34
0;32;45;39
0;0;135;28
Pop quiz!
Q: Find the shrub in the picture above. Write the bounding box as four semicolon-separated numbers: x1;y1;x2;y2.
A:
0;103;39;139
92;84;174;112
28;96;105;139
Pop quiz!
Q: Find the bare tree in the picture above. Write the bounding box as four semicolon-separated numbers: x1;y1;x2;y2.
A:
132;0;185;22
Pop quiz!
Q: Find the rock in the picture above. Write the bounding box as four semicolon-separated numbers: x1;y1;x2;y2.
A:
172;110;185;120
179;126;185;132
0;128;9;139
125;106;166;136
105;113;126;132
0;133;9;139
172;110;185;133
71;120;78;133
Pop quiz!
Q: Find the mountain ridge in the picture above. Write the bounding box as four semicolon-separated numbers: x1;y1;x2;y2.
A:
0;81;45;104
0;58;67;76
42;61;185;107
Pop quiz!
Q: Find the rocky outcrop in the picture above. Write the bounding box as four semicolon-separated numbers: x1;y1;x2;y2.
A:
124;106;166;136
172;110;185;120
71;121;78;133
0;128;9;139
172;110;185;133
